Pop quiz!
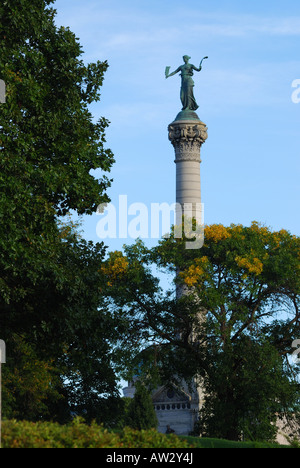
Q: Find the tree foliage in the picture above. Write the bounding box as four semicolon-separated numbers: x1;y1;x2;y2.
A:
103;222;300;440
2;221;123;424
0;0;114;300
125;382;158;431
0;0;120;424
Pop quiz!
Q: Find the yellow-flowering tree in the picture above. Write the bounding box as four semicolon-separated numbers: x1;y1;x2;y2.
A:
104;223;300;441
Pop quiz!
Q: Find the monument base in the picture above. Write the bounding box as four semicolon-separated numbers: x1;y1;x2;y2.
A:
174;109;201;122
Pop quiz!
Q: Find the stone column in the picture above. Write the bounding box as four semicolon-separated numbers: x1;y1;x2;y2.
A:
168;115;208;228
167;114;208;434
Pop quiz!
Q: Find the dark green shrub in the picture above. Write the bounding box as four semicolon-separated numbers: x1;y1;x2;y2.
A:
125;382;158;430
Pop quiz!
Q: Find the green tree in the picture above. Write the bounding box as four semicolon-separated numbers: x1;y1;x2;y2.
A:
103;223;300;441
0;0;120;424
125;382;158;431
2;223;123;424
0;0;114;305
196;336;298;441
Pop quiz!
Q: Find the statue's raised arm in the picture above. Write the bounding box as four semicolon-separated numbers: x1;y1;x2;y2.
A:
165;55;208;112
165;65;181;79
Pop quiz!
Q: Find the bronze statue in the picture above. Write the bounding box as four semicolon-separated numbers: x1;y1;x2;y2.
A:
165;55;208;111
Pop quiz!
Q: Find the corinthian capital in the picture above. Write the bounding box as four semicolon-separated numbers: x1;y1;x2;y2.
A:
168;120;208;162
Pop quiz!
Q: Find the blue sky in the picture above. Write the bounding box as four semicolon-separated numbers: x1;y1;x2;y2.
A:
53;0;300;252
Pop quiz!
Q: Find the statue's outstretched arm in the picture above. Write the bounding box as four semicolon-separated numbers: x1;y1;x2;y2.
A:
165;66;181;79
192;64;202;72
196;56;208;72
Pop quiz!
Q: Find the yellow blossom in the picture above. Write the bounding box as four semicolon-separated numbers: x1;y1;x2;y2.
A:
204;224;231;242
180;256;209;287
101;251;129;286
235;255;263;276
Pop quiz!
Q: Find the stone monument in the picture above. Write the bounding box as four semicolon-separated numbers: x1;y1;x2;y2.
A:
166;55;208;230
123;56;208;435
152;55;208;434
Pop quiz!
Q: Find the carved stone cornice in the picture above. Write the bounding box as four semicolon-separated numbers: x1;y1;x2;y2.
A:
168;120;208;163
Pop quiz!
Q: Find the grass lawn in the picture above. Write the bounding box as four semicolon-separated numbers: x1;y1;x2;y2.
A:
179;435;291;448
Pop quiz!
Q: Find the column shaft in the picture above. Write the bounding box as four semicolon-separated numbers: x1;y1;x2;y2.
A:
168;119;207;227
